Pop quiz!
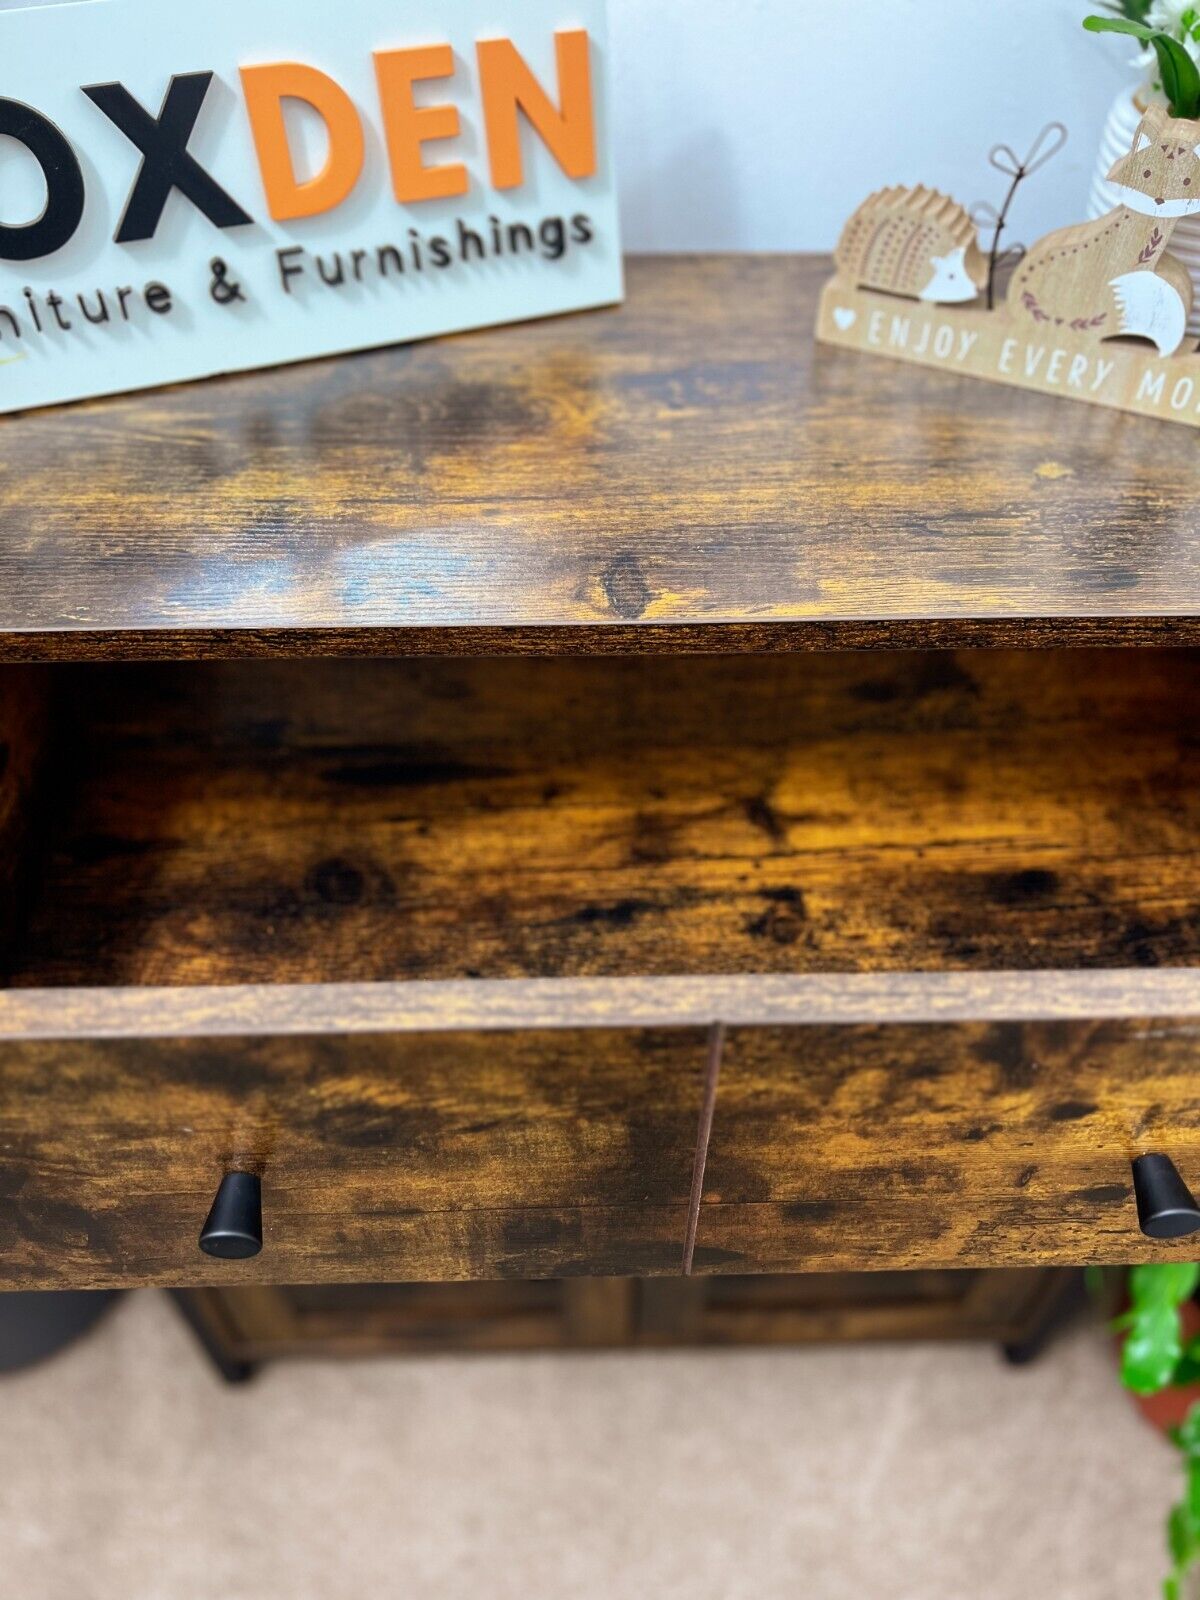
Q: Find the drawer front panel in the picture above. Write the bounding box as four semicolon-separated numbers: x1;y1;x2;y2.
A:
0;1027;706;1290
695;1019;1200;1274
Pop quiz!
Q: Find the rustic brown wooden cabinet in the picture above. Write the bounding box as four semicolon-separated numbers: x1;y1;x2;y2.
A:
4;257;1200;1296
174;1269;1080;1376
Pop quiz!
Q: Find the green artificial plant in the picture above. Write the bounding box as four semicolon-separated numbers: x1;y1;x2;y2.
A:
1109;1263;1200;1598
1085;13;1200;119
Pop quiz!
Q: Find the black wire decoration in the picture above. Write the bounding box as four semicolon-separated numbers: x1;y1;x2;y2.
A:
972;122;1068;310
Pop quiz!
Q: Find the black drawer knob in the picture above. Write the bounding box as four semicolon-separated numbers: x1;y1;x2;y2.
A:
1132;1154;1200;1240
199;1172;263;1259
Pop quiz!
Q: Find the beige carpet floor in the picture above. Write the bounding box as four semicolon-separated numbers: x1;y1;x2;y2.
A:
0;1289;1180;1600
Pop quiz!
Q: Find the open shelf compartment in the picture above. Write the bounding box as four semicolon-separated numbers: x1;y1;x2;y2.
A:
6;647;1200;997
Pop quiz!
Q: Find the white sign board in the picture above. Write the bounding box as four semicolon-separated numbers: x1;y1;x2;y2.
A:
0;0;620;412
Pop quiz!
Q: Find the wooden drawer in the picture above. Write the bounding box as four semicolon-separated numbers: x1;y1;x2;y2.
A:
0;1028;704;1291
694;1020;1200;1275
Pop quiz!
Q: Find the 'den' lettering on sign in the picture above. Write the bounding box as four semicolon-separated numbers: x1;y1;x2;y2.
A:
0;0;620;413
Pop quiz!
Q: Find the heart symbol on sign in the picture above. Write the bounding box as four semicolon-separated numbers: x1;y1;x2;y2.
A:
833;307;857;332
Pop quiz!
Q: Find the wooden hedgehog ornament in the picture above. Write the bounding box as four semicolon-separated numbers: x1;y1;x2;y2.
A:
817;104;1200;428
836;187;987;303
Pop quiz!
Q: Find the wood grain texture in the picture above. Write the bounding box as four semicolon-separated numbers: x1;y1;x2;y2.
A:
5;257;1200;662
178;1268;1072;1363
14;649;1200;990
637;1267;1075;1349
0;1028;705;1291
177;1280;642;1361
0;667;51;970
695;1020;1200;1274
9;648;1200;1290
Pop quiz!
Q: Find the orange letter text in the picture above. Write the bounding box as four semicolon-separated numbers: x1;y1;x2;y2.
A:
476;29;596;191
239;62;365;221
373;44;469;204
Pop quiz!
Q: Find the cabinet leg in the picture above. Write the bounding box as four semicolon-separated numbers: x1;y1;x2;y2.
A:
1001;1335;1046;1367
169;1291;257;1384
999;1269;1084;1367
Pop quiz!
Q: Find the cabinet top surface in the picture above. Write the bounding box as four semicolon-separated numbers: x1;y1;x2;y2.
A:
3;254;1200;661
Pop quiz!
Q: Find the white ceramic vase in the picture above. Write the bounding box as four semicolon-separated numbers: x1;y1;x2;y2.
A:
1089;85;1200;335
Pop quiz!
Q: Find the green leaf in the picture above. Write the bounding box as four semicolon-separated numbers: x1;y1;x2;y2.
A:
1176;1338;1200;1388
1132;1264;1200;1310
1124;1300;1184;1394
1173;1345;1200;1387
1167;1418;1200;1600
1084;18;1200;116
1084;15;1158;38
1152;35;1200;120
1170;1501;1192;1566
1168;1495;1200;1566
1178;1402;1200;1455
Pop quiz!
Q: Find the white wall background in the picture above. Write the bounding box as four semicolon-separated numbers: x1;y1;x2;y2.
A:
0;0;1139;253
608;0;1135;251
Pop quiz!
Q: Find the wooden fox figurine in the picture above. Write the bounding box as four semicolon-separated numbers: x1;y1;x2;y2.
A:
1009;104;1200;356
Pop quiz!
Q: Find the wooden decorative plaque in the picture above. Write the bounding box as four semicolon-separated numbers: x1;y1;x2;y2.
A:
817;105;1200;428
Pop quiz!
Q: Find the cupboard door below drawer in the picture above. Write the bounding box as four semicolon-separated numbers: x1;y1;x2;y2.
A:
695;1020;1200;1274
0;1027;706;1291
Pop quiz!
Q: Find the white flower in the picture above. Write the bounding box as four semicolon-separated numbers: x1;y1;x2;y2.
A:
1131;1;1200;95
1147;0;1200;35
